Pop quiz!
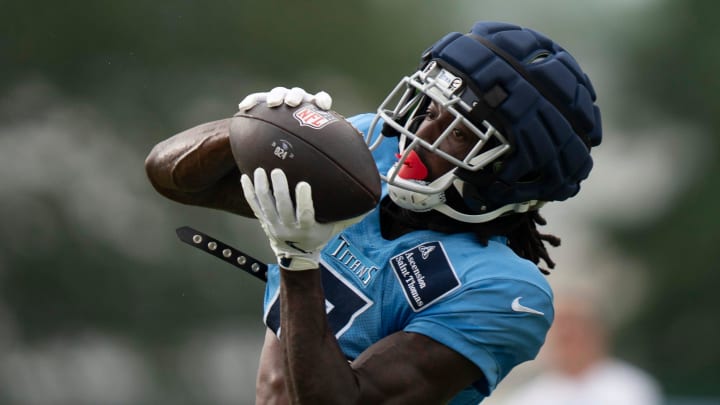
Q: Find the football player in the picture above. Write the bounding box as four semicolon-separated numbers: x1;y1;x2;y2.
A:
145;21;602;404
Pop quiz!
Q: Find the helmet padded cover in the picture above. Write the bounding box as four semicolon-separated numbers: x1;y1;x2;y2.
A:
427;21;602;212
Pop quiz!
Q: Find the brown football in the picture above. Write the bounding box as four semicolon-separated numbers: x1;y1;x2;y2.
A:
229;102;381;223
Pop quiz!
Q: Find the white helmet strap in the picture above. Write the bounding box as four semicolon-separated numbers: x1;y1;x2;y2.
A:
387;168;545;223
433;198;545;223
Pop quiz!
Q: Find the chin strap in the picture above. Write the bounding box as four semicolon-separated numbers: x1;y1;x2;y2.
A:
387;169;452;212
388;166;546;223
433;199;545;223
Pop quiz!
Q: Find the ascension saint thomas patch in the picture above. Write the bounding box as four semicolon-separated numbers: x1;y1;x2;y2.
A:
389;241;461;311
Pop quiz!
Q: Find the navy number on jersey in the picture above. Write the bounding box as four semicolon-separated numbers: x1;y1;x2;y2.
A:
264;263;373;337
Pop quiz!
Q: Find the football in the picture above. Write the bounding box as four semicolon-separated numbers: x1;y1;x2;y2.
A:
229;102;382;223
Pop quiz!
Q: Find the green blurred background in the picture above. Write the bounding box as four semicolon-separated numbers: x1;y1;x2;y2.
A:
1;0;718;404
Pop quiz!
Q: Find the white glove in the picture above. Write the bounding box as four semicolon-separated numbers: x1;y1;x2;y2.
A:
238;86;332;112
241;168;364;271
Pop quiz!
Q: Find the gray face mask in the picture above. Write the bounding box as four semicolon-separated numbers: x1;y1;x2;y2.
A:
364;62;539;223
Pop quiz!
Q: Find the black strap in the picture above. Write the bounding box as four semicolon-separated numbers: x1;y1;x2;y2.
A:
175;226;268;282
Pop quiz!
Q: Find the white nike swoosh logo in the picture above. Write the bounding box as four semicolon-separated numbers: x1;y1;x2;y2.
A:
511;297;545;316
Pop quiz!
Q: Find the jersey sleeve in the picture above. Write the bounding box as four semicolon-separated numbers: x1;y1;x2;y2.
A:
262;264;281;334
403;278;554;395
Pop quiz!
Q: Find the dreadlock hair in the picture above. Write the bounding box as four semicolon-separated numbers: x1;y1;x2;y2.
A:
379;196;561;275
503;211;561;275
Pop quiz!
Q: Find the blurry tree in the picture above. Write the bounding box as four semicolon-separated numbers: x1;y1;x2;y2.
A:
613;0;720;396
1;0;448;118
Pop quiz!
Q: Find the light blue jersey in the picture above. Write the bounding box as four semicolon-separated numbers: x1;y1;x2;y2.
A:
263;114;554;404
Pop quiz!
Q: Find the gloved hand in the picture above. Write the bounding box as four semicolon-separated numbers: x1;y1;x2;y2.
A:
238;86;332;112
241;168;365;271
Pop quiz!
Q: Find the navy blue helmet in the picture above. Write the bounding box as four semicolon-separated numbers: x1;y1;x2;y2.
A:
366;21;602;223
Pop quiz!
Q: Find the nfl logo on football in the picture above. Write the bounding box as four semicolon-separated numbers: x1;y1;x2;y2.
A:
293;105;338;129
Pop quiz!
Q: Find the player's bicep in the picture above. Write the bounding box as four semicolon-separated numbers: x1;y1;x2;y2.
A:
350;331;483;403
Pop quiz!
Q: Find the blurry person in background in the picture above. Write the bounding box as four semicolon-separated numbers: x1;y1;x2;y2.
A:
500;290;663;405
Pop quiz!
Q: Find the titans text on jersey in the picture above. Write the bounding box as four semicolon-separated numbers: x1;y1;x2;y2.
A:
329;236;379;286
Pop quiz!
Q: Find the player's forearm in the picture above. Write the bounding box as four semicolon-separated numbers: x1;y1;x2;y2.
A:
145;118;236;192
145;118;254;216
279;269;362;404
